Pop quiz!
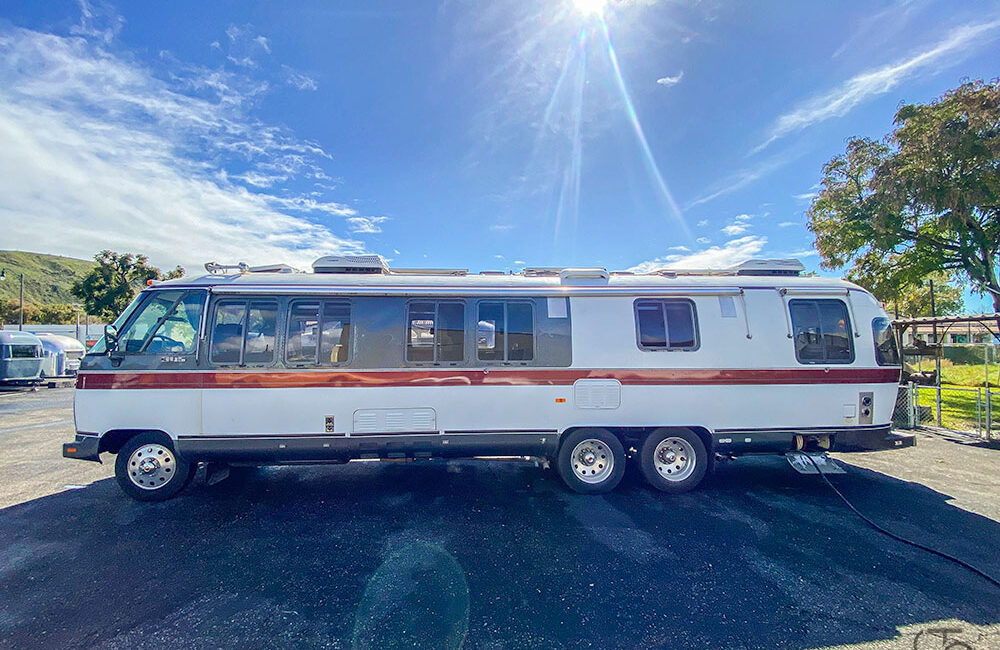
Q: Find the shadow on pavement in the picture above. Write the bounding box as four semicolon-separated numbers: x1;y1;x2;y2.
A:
1;456;998;649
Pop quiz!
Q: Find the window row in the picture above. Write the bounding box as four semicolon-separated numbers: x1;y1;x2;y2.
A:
114;291;900;367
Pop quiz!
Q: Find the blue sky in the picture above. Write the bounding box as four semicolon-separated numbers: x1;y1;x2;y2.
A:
1;0;998;308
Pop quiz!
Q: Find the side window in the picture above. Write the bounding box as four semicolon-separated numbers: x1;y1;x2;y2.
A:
406;301;465;364
286;300;351;365
634;299;698;350
788;299;854;364
477;301;534;362
872;317;900;366
209;299;277;366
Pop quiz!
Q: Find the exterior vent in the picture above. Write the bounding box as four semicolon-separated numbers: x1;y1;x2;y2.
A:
732;259;804;277
312;255;389;274
560;268;609;285
248;263;297;273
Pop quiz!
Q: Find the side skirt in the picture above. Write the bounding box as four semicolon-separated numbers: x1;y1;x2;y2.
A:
175;430;559;463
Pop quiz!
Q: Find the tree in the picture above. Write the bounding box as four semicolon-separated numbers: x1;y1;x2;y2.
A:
808;80;1000;313
72;251;184;321
887;272;964;318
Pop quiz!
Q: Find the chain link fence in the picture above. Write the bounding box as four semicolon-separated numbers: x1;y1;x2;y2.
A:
893;382;998;440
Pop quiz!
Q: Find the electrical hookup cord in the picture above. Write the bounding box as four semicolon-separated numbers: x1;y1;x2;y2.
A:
804;454;1000;590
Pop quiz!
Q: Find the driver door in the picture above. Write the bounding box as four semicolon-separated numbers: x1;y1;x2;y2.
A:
112;289;207;371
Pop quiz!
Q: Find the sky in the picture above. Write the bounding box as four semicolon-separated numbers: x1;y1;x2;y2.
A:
0;0;998;308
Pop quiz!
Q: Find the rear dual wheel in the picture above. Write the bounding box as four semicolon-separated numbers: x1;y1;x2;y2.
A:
557;428;626;494
639;428;707;494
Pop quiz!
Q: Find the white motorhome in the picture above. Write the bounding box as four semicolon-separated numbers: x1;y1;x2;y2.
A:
64;255;909;501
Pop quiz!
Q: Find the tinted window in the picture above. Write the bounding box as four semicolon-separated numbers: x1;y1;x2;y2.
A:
286;300;351;365
635;299;698;350
789;299;854;364
873;317;900;366
210;299;277;365
9;345;39;359
406;301;465;363
478;302;534;362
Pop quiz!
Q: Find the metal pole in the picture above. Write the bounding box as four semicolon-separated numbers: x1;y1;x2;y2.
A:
18;273;23;331
936;384;943;427
987;385;993;440
930;279;941;388
75;310;80;342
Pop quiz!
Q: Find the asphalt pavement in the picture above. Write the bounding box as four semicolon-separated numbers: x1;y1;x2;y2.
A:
1;389;999;649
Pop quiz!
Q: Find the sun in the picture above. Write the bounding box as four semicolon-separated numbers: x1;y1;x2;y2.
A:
572;0;608;17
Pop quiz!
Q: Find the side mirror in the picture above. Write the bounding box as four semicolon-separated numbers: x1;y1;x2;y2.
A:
104;324;120;352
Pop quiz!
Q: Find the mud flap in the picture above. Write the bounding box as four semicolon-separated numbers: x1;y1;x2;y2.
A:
785;451;846;475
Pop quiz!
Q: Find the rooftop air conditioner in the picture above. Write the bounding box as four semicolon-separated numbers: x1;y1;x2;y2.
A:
312;255;390;274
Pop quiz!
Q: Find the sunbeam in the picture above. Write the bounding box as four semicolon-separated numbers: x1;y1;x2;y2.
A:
597;18;691;239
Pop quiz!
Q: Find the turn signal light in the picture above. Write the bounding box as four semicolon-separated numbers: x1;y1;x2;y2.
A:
555;398;566;403
66;447;77;453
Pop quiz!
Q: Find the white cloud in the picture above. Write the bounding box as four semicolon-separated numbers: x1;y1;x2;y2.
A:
696;219;709;227
686;152;798;208
282;65;318;91
494;254;505;259
346;216;389;234
393;249;401;255
655;71;684;87
628;236;768;273
490;223;516;232
720;213;752;236
0;23;372;271
778;221;798;228
754;19;1000;152
667;245;690;252
793;192;818;200
696;237;710;244
514;260;526;265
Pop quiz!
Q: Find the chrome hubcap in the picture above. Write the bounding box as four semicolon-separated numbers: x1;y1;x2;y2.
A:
127;444;176;490
571;439;614;484
653;437;696;482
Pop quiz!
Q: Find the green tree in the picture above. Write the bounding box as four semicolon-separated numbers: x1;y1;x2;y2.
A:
886;272;964;318
808;80;1000;313
71;251;184;321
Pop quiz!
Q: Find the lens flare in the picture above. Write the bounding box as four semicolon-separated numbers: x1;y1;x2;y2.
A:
572;0;608;16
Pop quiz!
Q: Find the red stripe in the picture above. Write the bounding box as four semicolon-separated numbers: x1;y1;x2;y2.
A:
77;367;900;390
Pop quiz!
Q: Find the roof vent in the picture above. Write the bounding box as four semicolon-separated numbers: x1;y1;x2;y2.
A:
732;259;805;276
249;263;297;274
312;255;389;274
560;267;609;285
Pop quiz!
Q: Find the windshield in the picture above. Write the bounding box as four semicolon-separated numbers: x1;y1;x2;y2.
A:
88;291;147;354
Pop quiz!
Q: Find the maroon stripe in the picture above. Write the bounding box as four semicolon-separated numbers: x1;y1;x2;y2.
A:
77;367;900;390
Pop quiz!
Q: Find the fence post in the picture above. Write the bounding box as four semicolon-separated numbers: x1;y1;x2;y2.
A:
936;384;943;427
976;388;983;439
987;385;993;440
909;382;917;428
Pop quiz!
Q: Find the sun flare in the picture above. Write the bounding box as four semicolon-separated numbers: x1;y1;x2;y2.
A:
572;0;608;17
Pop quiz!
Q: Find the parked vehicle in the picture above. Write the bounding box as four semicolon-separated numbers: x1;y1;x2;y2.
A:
36;333;87;378
64;255;909;501
0;331;44;386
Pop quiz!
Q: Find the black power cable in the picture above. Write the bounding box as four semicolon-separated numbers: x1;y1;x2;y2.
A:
804;453;1000;590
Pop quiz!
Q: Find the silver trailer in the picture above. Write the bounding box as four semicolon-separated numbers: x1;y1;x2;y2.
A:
36;333;87;378
0;331;43;386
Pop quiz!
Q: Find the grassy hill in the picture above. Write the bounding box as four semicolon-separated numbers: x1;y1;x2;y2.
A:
0;250;96;305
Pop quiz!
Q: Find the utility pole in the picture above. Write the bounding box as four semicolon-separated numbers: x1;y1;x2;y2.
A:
18;272;24;331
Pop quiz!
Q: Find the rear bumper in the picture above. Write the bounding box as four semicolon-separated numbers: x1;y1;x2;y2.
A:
62;434;101;462
833;426;916;452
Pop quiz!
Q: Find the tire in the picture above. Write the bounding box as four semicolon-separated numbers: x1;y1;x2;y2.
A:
639;428;708;494
114;432;195;502
556;428;626;494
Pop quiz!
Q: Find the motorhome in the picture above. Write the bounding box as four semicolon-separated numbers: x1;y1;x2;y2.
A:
63;256;910;501
0;331;44;387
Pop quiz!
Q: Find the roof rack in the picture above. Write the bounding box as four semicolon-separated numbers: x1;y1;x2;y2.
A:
204;262;250;275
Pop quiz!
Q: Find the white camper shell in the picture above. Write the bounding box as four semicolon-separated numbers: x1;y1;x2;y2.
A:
64;256;909;501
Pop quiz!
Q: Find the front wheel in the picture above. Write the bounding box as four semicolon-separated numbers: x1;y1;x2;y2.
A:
556;428;626;494
639;428;708;494
114;433;195;502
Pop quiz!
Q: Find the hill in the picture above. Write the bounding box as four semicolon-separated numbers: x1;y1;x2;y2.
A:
0;250;96;305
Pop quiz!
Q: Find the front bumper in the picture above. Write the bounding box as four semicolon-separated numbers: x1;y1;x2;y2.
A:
62;435;101;462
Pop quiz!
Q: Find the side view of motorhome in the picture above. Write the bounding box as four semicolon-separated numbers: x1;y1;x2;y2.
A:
0;331;44;387
63;256;910;501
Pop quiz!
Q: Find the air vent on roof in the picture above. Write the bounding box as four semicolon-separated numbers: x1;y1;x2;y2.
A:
732;259;805;276
249;263;297;273
312;255;389;274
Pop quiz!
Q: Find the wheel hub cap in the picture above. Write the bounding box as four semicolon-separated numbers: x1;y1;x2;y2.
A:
127;444;176;490
571;439;614;484
653;437;696;482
